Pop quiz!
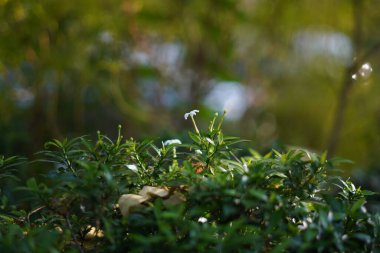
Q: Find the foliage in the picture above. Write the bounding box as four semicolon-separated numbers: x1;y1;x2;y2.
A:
1;0;380;170
0;112;379;252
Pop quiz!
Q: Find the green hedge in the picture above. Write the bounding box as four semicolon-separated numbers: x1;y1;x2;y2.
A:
1;111;379;252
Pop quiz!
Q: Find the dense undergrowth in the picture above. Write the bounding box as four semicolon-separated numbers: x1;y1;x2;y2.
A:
0;111;379;252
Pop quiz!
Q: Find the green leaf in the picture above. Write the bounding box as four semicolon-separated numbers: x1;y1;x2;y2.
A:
319;211;329;228
320;151;327;163
351;198;366;213
249;149;262;159
26;178;38;191
330;157;354;165
217;132;224;145
188;131;201;144
249;189;268;202
352;233;371;244
361;190;377;196
0;214;14;223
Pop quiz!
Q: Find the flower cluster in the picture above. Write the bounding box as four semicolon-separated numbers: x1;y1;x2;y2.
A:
163;139;182;146
184;110;199;120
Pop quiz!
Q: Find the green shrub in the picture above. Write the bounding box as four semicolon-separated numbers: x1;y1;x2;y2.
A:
1;111;379;252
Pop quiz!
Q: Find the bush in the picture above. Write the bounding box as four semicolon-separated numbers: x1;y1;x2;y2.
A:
1;111;379;252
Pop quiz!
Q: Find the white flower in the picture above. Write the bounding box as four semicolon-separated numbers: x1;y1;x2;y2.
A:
164;139;182;146
195;149;203;155
241;175;249;183
298;220;308;230
198;217;208;223
99;31;113;44
243;163;249;173
126;164;138;173
184;110;199;120
327;211;333;222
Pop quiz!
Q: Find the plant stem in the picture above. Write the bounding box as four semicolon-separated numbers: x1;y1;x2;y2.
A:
190;116;200;135
65;214;84;253
217;111;226;130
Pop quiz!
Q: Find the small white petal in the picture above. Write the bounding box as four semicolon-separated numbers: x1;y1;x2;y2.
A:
126;164;138;173
298;221;308;230
164;139;182;146
362;63;371;70
195;149;203;155
218;166;228;173
243;163;249;173
206;138;215;145
198;217;208;223
328;211;333;222
184;109;199;120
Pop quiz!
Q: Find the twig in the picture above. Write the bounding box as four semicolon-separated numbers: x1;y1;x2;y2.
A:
65;214;84;253
326;0;373;157
27;205;46;224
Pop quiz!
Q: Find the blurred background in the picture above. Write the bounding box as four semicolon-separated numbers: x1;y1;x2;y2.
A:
0;1;380;191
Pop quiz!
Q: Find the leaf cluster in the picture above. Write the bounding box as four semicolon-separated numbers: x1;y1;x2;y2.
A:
0;116;379;252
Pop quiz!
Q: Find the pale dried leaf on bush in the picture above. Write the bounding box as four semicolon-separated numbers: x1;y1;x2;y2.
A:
118;194;149;216
139;186;169;198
